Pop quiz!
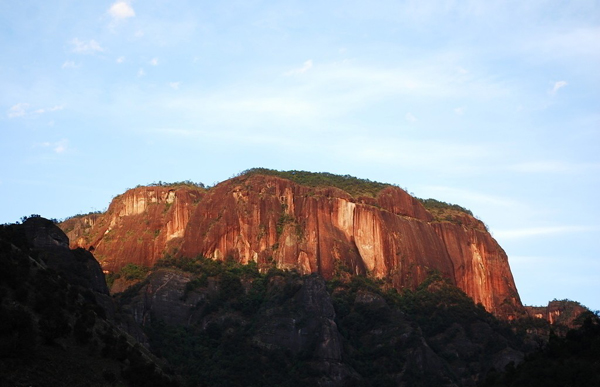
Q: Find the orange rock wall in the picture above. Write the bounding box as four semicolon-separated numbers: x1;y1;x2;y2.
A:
65;186;203;270
61;175;524;319
432;220;521;317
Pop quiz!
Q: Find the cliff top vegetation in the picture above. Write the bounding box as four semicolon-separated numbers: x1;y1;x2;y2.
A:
417;198;473;216
240;168;391;198
241;168;474;216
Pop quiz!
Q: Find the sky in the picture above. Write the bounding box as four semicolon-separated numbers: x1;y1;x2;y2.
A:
1;1;599;311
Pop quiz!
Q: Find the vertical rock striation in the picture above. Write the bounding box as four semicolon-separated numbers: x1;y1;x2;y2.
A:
61;173;524;319
64;186;204;271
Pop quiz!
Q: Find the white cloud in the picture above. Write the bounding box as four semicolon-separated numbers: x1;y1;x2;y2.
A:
215;97;314;117
8;103;64;118
301;60;509;106
71;38;104;54
108;1;135;20
53;139;68;153
116;56;125;63
8;103;29;118
550;80;568;95
34;105;64;114
169;82;181;90
510;161;600;174
149;59;510;131
285;60;313;75
331;138;489;175
150;58;159;66
154;127;300;150
137;68;145;77
39;139;69;154
454;107;465;115
61;61;79;69
420;185;520;208
495;226;594;240
405;112;417;122
534;27;600;62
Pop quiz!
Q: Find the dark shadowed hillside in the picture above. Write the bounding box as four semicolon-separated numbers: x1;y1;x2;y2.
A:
2;215;597;386
0;217;178;387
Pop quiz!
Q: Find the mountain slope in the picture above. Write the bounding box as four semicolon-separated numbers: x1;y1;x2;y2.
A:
0;217;178;387
61;170;523;319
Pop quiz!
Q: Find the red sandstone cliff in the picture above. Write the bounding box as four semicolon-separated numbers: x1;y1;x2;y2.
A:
61;173;524;319
525;300;589;327
63;185;204;270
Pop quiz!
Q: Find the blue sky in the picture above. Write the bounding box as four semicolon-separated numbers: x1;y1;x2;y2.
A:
1;1;599;311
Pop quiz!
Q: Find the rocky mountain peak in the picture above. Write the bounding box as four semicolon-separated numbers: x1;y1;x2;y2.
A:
60;170;524;319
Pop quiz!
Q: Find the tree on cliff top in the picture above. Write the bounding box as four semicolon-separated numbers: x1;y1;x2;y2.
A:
240;168;391;197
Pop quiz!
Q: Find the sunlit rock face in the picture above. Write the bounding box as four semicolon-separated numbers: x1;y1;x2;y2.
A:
63;186;204;271
181;175;453;287
61;173;524;319
432;219;522;318
526;300;590;327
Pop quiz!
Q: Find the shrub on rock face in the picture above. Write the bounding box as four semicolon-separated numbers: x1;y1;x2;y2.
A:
119;263;149;280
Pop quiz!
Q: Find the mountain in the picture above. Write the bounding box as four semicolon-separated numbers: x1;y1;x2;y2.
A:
60;169;523;319
0;217;178;387
3;215;597;386
113;256;529;386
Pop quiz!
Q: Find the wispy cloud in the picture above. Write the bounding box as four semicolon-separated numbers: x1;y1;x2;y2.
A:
331;138;489;174
154;127;298;149
169;82;181;90
137;68;145;77
108;1;135;20
116;56;125;64
150;58;159;66
38;139;69;154
549;80;568;95
405;113;417;122
510;161;600;174
454;107;465;115
143;58;510;132
7;103;29;118
164;91;317;121
34;106;64;114
495;226;594;240
285;59;313;75
420;185;520;208
7;103;64;118
535;27;600;62
301;60;510;106
70;38;104;54
61;61;79;69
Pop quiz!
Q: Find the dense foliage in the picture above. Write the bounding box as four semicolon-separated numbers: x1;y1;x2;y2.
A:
328;272;521;385
481;312;600;387
133;256;600;387
142;180;207;189
112;254;537;386
240;169;477;217
107;263;150;287
4;214;598;386
417;198;474;216
240;168;391;197
141;257;315;386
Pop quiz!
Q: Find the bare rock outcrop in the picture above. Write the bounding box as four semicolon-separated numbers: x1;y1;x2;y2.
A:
64;185;204;270
61;172;524;319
